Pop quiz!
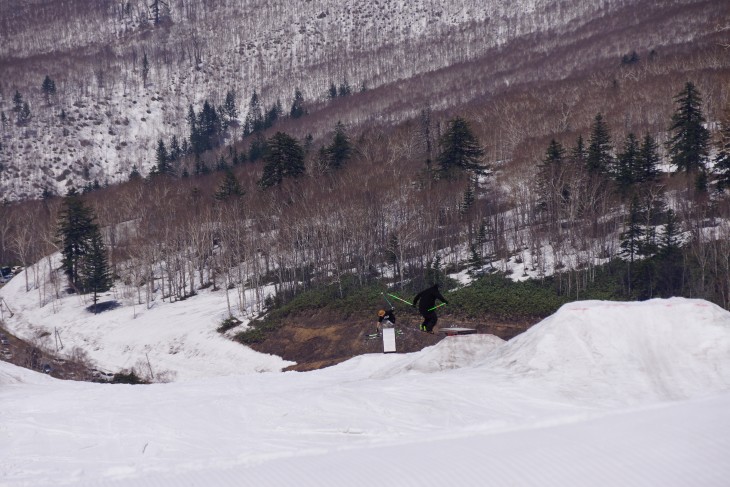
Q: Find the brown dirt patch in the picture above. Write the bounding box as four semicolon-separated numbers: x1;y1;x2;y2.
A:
250;309;536;371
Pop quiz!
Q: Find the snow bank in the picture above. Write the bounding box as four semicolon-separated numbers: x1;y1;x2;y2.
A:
0;261;293;381
486;297;730;403
2;298;730;487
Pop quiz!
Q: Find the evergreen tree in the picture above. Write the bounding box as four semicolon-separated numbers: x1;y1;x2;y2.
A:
586;113;613;174
244;91;264;134
615;133;639;193
198;100;220;146
214;169;245;201
17;102;31;125
324;121;353;170
41;75;56;104
129;166;142;181
0;111;7;130
248;133;267;162
328;82;338;99
169;135;181;162
290;88;305;119
57;188;109;294
12;91;23;113
636;134;661;184
338;79;352;97
82;229;113;308
193;155;210;176
667;81;710;173
436;117;486;178
259;132;305;188
154;138;173;176
468;244;483;272
264;100;282;129
224;89;237;124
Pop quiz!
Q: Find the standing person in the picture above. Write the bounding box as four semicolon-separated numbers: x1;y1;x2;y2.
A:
413;283;448;333
376;308;396;336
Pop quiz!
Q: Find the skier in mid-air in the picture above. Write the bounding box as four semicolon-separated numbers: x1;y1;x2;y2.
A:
413;283;448;333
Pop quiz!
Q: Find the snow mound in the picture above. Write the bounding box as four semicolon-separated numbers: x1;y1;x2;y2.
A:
487;297;730;403
0;361;53;386
370;334;505;378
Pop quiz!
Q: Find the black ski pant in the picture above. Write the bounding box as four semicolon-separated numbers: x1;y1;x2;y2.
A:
420;310;438;332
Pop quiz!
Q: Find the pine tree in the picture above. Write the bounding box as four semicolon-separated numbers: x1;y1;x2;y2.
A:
667;81;710;174
338;79;352;97
12;91;23;113
615;133;639;193
214;169;245;201
264;100;281;129
17;102;31;125
468;244;483;273
154;138;173;176
328;82;338;99
436;117;486;178
248;133;267;162
245;91;264;134
586;113;613;174
82;229;113;308
224;89;237;124
324;121;353;170
259;132;305;188
57;189;105;292
290;88;305;119
41;75;56;104
129;166;142;181
169;135;181;162
636;134;661;184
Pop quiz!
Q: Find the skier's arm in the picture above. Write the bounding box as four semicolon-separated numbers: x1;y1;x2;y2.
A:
437;290;448;304
412;291;422;307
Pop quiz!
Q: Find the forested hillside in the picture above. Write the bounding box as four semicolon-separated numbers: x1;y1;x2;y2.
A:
1;0;730;340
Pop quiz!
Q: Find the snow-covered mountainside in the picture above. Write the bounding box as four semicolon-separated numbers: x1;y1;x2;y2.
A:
0;0;723;199
2;297;730;486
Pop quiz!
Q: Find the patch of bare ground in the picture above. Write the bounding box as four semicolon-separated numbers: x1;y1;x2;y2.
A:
249;309;535;372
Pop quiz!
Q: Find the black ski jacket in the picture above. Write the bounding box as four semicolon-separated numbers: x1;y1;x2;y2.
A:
413;284;448;314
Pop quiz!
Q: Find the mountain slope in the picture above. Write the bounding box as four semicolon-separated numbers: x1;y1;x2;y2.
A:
0;0;726;199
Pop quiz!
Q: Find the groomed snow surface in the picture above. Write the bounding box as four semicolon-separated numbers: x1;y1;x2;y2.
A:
3;298;730;486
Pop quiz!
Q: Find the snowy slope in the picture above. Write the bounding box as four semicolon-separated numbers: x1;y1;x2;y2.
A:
2;297;730;486
0;263;293;381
